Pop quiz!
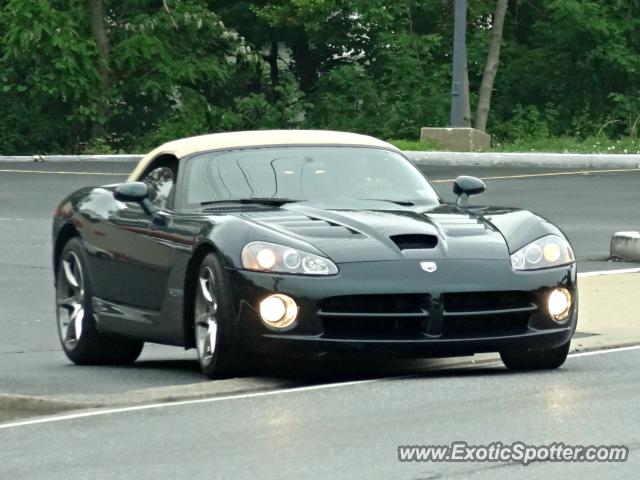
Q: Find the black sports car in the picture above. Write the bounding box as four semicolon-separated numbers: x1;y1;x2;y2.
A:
53;130;577;378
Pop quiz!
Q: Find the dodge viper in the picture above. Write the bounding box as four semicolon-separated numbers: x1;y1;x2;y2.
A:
53;130;577;378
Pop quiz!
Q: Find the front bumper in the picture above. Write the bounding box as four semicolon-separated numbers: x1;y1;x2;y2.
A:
228;259;578;358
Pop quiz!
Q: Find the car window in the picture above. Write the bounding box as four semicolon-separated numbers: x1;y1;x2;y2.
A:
142;164;176;209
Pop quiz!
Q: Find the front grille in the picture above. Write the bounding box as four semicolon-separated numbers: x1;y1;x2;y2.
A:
441;291;536;338
320;294;430;314
319;294;430;338
322;316;426;338
316;292;536;340
442;291;535;314
442;312;531;337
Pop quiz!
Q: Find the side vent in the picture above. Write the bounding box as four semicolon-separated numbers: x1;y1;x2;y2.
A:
391;234;438;250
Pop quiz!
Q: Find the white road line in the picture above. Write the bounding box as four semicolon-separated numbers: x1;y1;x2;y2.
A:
578;268;640;277
1;345;639;431
568;345;640;358
0;378;383;431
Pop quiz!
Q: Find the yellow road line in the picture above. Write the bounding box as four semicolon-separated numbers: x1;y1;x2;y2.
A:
430;167;640;183
0;169;128;176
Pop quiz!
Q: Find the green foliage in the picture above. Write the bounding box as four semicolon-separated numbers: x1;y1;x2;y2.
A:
0;0;639;154
387;138;440;151
0;0;101;153
494;136;640;154
490;0;640;141
391;136;640;154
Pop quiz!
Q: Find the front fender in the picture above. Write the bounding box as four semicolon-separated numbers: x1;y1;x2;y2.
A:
480;208;568;253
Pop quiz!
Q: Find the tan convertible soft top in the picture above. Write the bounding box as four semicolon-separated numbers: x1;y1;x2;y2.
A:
128;130;400;181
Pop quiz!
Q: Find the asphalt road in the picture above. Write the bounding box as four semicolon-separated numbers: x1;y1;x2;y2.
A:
0;161;639;399
1;161;638;478
1;347;638;479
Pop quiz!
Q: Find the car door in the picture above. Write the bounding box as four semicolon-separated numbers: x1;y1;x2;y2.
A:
86;158;179;311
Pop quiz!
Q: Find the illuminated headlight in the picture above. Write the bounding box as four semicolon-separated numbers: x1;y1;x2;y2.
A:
259;294;298;329
547;288;572;321
511;235;574;271
242;241;338;275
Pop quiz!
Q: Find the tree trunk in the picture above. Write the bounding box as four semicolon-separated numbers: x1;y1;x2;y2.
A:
267;40;280;90
462;58;472;127
290;33;318;93
88;0;110;136
475;0;508;132
407;0;421;65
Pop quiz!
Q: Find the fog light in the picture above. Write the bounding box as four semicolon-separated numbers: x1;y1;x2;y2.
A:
548;288;572;321
259;294;298;329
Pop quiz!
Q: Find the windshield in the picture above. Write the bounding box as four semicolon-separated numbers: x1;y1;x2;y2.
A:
181;146;440;207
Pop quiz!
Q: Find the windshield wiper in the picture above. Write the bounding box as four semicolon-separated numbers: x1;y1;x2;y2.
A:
357;198;416;206
201;197;301;207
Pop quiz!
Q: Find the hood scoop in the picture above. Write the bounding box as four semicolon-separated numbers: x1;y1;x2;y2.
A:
390;234;438;250
427;213;492;237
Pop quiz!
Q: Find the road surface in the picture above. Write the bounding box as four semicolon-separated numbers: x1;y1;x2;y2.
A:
0;161;638;479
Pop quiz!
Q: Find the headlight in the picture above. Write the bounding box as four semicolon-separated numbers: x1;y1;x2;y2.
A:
511;235;574;270
241;241;339;275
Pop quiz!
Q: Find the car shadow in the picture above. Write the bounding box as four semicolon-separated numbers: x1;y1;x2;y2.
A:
124;354;512;385
253;356;512;384
127;359;202;373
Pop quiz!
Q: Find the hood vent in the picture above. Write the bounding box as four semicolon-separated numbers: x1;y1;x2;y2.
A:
391;234;438;250
244;212;361;238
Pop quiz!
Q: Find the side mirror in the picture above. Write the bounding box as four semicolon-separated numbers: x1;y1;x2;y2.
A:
114;182;158;217
114;182;149;202
453;176;486;207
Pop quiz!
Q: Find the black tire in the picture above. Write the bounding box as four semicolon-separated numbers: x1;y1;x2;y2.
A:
193;253;249;379
500;340;570;371
56;237;144;365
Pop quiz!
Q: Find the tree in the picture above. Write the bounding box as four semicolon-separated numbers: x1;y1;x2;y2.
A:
1;0;639;153
475;0;508;132
0;0;102;153
88;0;110;137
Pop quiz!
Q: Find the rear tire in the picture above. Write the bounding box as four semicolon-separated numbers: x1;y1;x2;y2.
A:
193;253;249;379
56;237;144;365
500;341;570;371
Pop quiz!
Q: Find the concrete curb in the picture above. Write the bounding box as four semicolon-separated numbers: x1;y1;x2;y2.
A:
0;155;142;163
405;151;640;169
2;152;640;169
611;231;640;262
0;394;100;424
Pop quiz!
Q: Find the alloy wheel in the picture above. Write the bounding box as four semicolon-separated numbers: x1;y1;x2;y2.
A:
57;251;85;349
195;266;219;366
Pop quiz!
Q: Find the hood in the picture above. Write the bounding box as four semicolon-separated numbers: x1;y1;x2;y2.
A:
238;201;511;263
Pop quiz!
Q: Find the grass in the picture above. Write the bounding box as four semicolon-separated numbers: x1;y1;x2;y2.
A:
388;136;640;154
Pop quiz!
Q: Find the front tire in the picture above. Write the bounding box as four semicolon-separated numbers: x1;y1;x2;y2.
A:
194;253;247;379
500;340;570;371
56;237;144;365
